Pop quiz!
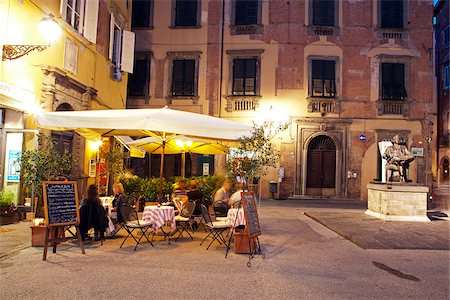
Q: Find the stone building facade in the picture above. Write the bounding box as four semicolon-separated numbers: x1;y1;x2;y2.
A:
128;0;434;200
434;0;449;210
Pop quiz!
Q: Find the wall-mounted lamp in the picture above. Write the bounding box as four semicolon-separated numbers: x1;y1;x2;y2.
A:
2;14;61;61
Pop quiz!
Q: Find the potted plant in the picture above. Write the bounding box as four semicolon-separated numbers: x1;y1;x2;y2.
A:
20;134;73;246
0;189;19;225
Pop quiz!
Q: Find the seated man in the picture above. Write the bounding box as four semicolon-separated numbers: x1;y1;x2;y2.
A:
383;135;415;182
212;180;232;217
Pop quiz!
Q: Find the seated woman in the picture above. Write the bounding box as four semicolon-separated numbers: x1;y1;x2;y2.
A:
228;183;244;208
172;179;189;209
112;182;127;223
79;184;105;241
187;180;203;215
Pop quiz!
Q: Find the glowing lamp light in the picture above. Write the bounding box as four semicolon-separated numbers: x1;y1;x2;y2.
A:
39;14;61;45
89;140;103;151
175;139;184;147
2;14;61;60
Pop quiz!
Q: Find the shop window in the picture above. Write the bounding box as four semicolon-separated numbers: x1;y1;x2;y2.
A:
127;53;151;97
174;0;199;27
132;0;153;28
311;0;335;27
380;0;404;29
232;59;257;96
311;60;336;98
234;0;259;25
172;60;196;96
381;63;407;100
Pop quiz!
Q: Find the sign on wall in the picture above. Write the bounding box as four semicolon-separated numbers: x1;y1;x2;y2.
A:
6;150;20;182
411;147;424;157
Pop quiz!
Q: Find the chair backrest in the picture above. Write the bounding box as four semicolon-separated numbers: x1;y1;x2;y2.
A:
120;204;138;223
181;201;196;218
173;198;184;212
200;204;212;224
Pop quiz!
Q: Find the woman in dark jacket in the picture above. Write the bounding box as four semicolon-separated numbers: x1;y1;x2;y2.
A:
112;182;127;223
79;184;105;241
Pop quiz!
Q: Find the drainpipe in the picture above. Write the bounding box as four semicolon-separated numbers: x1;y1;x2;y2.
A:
218;0;225;117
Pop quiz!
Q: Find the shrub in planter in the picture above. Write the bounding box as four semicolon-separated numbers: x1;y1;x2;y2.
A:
0;189;19;225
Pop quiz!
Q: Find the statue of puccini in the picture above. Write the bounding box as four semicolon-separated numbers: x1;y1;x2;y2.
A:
383;135;415;182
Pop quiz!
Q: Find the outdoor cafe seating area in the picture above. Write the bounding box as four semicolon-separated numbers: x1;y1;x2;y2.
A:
96;193;248;253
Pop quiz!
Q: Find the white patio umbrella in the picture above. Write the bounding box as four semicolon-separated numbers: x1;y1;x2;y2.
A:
36;106;252;201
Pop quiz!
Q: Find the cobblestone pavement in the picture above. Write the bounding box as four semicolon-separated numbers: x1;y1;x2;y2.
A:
305;211;450;250
0;200;448;299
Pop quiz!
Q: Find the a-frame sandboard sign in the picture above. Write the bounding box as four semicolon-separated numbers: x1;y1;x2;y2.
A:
42;181;85;260
241;191;265;267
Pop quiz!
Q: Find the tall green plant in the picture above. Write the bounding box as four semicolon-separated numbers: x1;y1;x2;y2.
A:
20;134;74;199
101;144;125;182
226;121;288;190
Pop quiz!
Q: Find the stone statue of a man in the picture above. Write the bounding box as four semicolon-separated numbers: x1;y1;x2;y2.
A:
383;135;415;182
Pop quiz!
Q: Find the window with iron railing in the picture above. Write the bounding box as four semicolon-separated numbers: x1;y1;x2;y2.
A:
232;59;257;96
381;63;407;100
311;60;336;98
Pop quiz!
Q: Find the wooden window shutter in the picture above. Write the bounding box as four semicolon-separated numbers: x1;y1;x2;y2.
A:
121;30;135;73
109;13;115;60
83;0;99;43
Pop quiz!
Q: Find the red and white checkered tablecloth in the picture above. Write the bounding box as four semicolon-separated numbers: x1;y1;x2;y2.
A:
227;208;246;228
142;206;175;231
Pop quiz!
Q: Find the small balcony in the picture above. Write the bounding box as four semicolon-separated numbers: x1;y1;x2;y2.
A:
230;24;263;35
225;96;260;112
377;100;409;117
307;25;339;37
307;98;339;114
376;28;406;40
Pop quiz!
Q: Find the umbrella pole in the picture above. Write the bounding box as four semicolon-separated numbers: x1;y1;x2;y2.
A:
181;152;186;178
158;140;165;203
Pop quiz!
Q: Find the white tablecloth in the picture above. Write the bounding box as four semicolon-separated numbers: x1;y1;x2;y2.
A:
100;196;117;218
227;208;246;228
142;206;176;231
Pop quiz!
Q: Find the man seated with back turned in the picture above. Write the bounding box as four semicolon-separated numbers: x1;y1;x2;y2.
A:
212;179;232;217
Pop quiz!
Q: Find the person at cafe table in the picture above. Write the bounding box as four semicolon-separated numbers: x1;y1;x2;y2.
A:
228;182;244;208
212;179;232;217
112;182;127;223
172;179;189;208
79;184;106;241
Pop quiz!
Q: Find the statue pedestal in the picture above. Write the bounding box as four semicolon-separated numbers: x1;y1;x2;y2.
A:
366;183;430;222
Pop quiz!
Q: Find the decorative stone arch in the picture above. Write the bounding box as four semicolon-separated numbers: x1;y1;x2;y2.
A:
295;118;351;198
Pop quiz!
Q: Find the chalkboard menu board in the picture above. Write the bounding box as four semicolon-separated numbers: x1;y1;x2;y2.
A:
241;192;261;238
43;181;80;226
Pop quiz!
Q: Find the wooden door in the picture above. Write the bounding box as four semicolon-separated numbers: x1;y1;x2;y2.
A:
306;135;336;193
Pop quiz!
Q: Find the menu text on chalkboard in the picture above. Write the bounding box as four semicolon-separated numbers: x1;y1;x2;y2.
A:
43;181;80;226
241;192;261;238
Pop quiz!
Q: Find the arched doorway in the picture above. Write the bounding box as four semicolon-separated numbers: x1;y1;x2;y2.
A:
306;135;336;196
52;103;74;154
